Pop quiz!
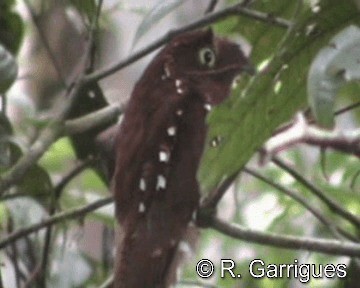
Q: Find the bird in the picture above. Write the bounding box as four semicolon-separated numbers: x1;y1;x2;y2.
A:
111;28;252;288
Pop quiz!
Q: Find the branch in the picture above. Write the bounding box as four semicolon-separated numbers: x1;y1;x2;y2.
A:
263;113;360;158
334;101;360;116
98;275;114;288
243;167;358;242
205;0;218;14
65;104;123;135
54;160;94;195
272;156;360;229
0;193;26;202
0;197;113;249
0;121;65;195
38;159;95;286
200;172;239;209
0;20;96;195
84;3;291;83
273;101;360;139
210;217;360;257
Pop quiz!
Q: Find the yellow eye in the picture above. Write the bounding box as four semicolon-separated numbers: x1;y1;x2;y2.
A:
198;47;216;68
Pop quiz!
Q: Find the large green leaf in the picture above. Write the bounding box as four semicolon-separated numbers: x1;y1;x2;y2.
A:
198;0;360;193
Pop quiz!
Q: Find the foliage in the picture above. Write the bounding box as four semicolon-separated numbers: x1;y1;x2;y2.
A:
0;0;24;54
199;0;360;192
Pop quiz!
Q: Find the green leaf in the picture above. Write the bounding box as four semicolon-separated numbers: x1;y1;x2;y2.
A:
307;25;360;128
0;44;18;93
40;138;76;172
0;113;12;135
0;0;15;9
18;165;53;199
198;0;360;193
132;0;189;48
0;5;23;54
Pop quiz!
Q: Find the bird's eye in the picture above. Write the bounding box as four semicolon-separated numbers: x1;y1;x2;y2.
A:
198;47;216;68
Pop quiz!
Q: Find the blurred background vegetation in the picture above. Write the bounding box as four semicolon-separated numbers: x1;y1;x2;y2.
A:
0;0;359;287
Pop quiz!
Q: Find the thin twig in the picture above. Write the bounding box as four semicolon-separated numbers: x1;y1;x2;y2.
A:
98;275;114;288
334;101;360;116
0;197;113;250
54;160;94;195
205;0;218;14
39;159;94;287
243;167;358;242
210;217;360;257
0;121;65;195
7;219;22;288
272;156;360;228
200;172;239;209
22;265;41;288
84;3;291;83
264;113;360;158
0;192;26;202
274;101;360;137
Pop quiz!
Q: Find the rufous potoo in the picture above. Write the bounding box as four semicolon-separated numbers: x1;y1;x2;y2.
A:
112;29;251;288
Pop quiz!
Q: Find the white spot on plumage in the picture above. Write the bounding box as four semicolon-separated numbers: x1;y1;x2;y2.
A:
204;103;212;111
156;174;167;190
176;109;183;116
176;88;184;94
175;79;182;88
138;202;146;213
175;79;185;94
167;126;176;136
139;178;146;191
210;136;222;147
164;64;171;78
151;248;163;257
159;151;170;163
